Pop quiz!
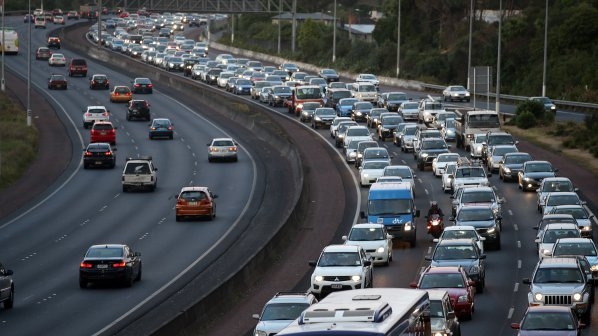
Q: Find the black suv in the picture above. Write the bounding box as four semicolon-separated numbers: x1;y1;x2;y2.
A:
0;262;14;310
126;100;151;121
415;137;450;171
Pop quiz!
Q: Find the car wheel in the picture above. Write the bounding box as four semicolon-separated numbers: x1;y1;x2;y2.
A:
83;162;89;169
125;275;135;287
169;134;173;140
476;279;484;293
122;185;128;193
3;287;14;309
79;279;87;289
135;263;142;281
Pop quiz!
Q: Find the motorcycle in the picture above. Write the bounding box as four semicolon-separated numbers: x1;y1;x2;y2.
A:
426;214;444;238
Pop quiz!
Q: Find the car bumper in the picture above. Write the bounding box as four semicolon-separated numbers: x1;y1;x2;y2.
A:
311;281;364;296
84;157;114;167
80;268;132;282
149;130;173;138
176;207;213;217
90;136;115;143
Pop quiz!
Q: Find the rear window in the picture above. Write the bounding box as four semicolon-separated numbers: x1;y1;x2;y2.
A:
125;163;151;174
93;124;113;131
180;191;207;201
71;59;87;66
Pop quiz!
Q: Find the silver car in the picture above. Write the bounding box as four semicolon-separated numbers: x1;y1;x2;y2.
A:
207;137;238;162
548;205;594;239
442;85;471;102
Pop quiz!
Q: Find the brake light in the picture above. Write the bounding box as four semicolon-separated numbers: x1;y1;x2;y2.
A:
84;151;92;156
80;262;93;268
85;112;91;117
103;112;109;117
112;261;126;268
134;84;140;87
147;84;152;88
104;151;112;156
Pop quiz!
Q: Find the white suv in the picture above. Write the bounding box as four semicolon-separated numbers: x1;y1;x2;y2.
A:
308;244;373;299
82;106;110;129
252;292;318;336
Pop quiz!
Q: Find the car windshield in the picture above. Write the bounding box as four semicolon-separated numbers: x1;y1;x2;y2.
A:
362;161;389;169
295;87;321;99
236;79;251;85
322;69;336;75
493;147;517;156
212;140;234;146
542;229;580;243
451;86;466;91
420;273;465;289
332;91;352;99
488;135;515;145
551;207;589;220
387;93;407;100
355;102;373;109
359;84;376;92
93;124;113;131
461;191;495;203
455;167;486;178
348;227;385;241
384;167;411;178
421;140;447;149
429;301;445;318
521;311;575;330
382;116;403;125
368;199;412;215
533;268;583;283
546;195;580;206
260;303;310;321
404;127;417;136
469;114;501;128
445;119;456;128
361;74;376;80
318;252;361;267
457;209;494;221
424;102;443;110
526;162;553;172
316;109;336;116
442;229;477;240
437;154;459;163
542;181;574;192
402;102;418;109
433;245;477;260
340;99;358;106
553;242;597;256
347;128;370;137
505;154;531;164
364;149;388;158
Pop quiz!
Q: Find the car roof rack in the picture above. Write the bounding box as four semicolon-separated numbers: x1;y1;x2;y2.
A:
126;155;152;161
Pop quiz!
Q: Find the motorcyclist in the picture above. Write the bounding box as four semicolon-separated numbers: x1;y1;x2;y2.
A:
427;201;444;218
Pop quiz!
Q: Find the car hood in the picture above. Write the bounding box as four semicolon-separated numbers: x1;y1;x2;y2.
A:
254;320;294;335
313;266;364;276
516;330;577;336
431;259;478;268
345;240;386;250
531;283;587;293
522;172;556;179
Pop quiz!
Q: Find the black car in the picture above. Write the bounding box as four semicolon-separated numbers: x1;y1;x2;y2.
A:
518;160;558;191
131;77;153;94
0;262;14;310
47;37;61;49
89;74;109;90
311;107;337;129
183;58;202;77
79;244;142;288
127;99;151;121
415;138;450;171
83;142;116;169
318;68;340;83
351;101;374;122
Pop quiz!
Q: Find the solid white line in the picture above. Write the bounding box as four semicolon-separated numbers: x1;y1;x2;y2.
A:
508;209;513;216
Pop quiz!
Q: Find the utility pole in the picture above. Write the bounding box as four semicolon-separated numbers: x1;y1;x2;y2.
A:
467;0;473;90
396;0;401;77
495;0;502;115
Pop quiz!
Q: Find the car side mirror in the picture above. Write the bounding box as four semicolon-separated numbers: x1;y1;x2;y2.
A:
308;260;317;267
511;323;521;330
432;238;439;243
341;235;348;241
408;282;418;288
522;278;531;285
534;238;541;243
425;256;432;261
363;260;372;266
479;237;486;241
252;313;260;320
479;254;486;259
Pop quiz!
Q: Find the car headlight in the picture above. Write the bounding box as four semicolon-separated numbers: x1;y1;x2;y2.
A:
254;331;267;336
349;152;357;158
550;105;556;110
503;167;511;173
351;275;361;282
583;226;592;231
457;294;468;303
314;116;322;121
404;222;412;231
169;63;174;67
523;177;533;182
469;266;479;274
573;293;583;301
487;227;496;233
590;264;598;272
356;111;362;116
534;293;543;302
363;173;369;178
314;275;324;282
377;246;385;253
421;153;429;158
540;249;551;256
446;129;454;135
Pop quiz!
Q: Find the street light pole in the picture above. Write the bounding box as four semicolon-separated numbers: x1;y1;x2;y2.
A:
1;1;5;92
396;0;401;77
277;0;281;55
332;0;336;63
542;0;548;97
27;0;32;126
495;0;502;115
467;0;473;90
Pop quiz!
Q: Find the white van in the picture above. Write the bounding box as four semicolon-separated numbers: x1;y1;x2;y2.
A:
34;16;46;29
350;82;378;102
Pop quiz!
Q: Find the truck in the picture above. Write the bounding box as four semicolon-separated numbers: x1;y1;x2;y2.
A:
122;156;158;192
80;4;98;19
454;109;501;152
360;182;420;247
284;85;324;116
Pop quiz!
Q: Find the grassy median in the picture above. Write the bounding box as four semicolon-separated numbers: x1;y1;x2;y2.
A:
0;91;38;189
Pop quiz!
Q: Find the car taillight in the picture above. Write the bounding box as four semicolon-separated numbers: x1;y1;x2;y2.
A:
80;262;93;268
112;261;126;268
135;84;140;87
147;84;152;88
84;151;92;156
103;112;109;117
114;92;120;96
104;151;112;156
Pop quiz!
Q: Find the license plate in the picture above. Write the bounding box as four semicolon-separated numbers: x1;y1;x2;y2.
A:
331;284;343;289
97;264;108;269
188;202;198;205
95;161;102;165
100;132;106;135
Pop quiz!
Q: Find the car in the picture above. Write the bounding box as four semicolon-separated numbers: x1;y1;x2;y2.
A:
536;177;577;213
148;118;174;140
451;205;502;250
398;101;420;121
324;88;352;110
451;185;503;219
122;156;158;192
207;137;238;162
66;10;79;20
131;77;153;94
341;223;393;266
432;111;457;129
318;68;340;83
415;138;450;171
329;117;352;138
427;290;462;336
252;292;318;336
0;262;14;310
522;256;592;323
437;225;486;254
83;142;116;169
79;244;142;288
511;306;585;335
440;118;457;142
47;74;67;90
432;153;460;177
35;47;52;60
548;205;594;238
536;223;581;259
441;163;457;193
542;192;585;215
484;144;519;173
418;98;446;124
469;134;486;159
359;160;391;187
529;96;557;114
350;101;374;122
90;121;116;145
89;74;110;90
298;102;322;122
481;131;518;163
82;105;110;129
534;213;579;241
68;58;88;77
308;244;373;299
126;99;151;121
442;85;471;102
48;53;66;66
550;237;598;273
24;13;34;23
334;121;359;148
335;97;359;117
382;165;416;196
354;140;378;168
233;78;252;95
110;85;133;103
53;15;65;24
426;238;486;292
174;186;217;221
279;62;299;78
376;114;404;141
518;160;558;191
47;37;61;49
311;107;337;129
344;139;362;163
399;124;418;153
451;159;491;191
268;85;292;106
355;73;380;88
377;91;409;111
342;125;372;150
410;266;475;320
498;152;532;182
34;16;46;28
412;127;443;157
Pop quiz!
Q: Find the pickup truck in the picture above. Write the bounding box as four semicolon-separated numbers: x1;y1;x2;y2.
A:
284;85;323;116
122;156;158;192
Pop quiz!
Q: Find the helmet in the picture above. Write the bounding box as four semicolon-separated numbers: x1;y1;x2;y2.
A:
430;201;438;208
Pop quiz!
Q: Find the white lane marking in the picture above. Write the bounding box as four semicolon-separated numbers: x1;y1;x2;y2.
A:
427;246;432;254
508;209;513;216
514;283;519;292
507;307;514;319
424;189;429;195
517;241;521;248
514;224;518;231
518;260;522;269
99;205;108;212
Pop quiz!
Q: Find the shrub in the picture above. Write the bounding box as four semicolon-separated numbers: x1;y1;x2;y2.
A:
516;110;537;129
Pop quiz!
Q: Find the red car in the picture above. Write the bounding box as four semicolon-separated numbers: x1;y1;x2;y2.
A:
410;266;475;320
90;121;116;145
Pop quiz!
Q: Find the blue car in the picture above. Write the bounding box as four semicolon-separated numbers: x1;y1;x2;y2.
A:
233;79;252;95
149;118;174;140
335;98;358;117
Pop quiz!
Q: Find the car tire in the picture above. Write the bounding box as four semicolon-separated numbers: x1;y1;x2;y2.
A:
79;279;87;289
135;263;142;281
476;279;485;293
3;287;14;309
83;162;89;169
122;185;128;193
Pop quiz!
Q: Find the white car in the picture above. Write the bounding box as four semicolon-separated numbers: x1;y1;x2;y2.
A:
382;165;416;197
48;53;66;66
441;163;457;193
82;105;110;129
308;244;373;299
207;137;238;162
432;153;460;177
359;160;390;187
435;225;486;254
536;177;577;213
398;101;420;121
344;139;361;163
330;117;352;138
542;192;585;216
355;73;379;88
342;126;373;149
548;205;594;239
252;292;318;336
469;134;486;158
442;85;471;102
535;223;581;259
342;223;393;266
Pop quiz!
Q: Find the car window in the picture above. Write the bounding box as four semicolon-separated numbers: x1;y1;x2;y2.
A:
92;124;113;130
86;247;123;258
180;191;207;201
420;273;465;288
213;140;234;146
125;163;151;174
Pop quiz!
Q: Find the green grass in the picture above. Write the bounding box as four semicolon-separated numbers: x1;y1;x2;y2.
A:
0;92;38;189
